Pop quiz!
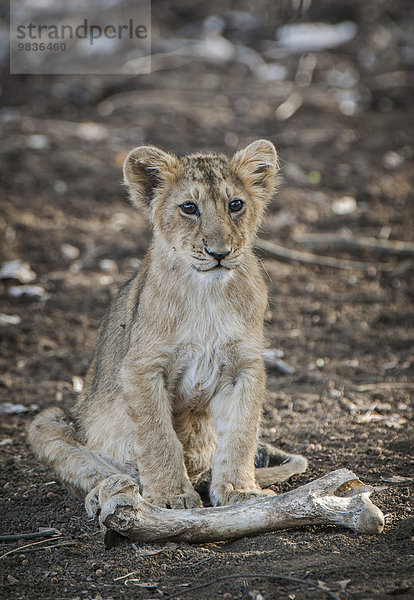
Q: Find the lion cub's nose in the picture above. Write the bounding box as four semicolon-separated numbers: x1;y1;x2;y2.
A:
205;247;231;262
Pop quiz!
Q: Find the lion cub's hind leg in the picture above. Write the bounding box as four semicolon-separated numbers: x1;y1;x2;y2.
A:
27;407;141;504
175;409;217;483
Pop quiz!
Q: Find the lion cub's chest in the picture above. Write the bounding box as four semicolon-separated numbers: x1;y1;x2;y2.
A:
164;278;250;408
175;344;224;404
171;305;243;407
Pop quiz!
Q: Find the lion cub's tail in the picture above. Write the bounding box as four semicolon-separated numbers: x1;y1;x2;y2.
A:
254;443;308;487
27;407;134;497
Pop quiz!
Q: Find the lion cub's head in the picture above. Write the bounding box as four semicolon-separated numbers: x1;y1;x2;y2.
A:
123;140;279;278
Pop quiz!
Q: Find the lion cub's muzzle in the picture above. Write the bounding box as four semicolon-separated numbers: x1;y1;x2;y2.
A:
192;246;239;272
205;247;231;264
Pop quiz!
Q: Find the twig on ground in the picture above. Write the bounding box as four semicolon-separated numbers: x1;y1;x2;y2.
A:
185;556;214;568
162;573;339;600
114;570;140;582
12;541;77;553
354;382;414;392
0;528;60;542
254;238;386;271
0;535;63;560
294;233;414;258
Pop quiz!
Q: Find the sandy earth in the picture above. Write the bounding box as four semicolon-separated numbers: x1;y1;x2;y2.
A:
1;1;413;598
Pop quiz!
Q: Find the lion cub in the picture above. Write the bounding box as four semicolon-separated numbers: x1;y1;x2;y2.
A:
28;140;306;512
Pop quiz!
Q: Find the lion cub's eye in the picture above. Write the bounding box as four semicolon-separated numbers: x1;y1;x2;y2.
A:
229;198;244;213
180;202;199;216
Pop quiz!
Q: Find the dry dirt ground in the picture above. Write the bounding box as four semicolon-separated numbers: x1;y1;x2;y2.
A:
1;1;413;599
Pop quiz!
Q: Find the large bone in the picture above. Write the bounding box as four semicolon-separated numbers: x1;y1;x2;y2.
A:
97;469;384;545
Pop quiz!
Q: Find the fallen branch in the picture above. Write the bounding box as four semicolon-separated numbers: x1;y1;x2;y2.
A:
254;238;385;270
294;233;414;258
163;573;339;600
98;469;384;545
0;528;60;542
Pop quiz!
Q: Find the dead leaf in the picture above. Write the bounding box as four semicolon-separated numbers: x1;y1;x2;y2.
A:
132;546;163;557
337;579;351;590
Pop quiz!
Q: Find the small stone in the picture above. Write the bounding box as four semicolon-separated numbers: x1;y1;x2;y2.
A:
76;122;108;142
98;275;113;286
72;376;83;394
382;151;404;170
0;259;36;283
61;244;80;260
9;285;47;299
98;259;118;273
26;134;49;150
332;196;357;215
54;180;67;194
0;314;22;325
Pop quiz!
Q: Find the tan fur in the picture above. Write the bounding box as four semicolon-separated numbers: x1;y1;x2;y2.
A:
28;140;305;511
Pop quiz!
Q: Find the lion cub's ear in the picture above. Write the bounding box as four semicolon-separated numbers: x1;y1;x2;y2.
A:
231;139;279;200
123;145;178;208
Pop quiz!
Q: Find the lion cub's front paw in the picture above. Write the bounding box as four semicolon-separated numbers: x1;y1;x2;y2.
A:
144;487;203;510
211;483;276;506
